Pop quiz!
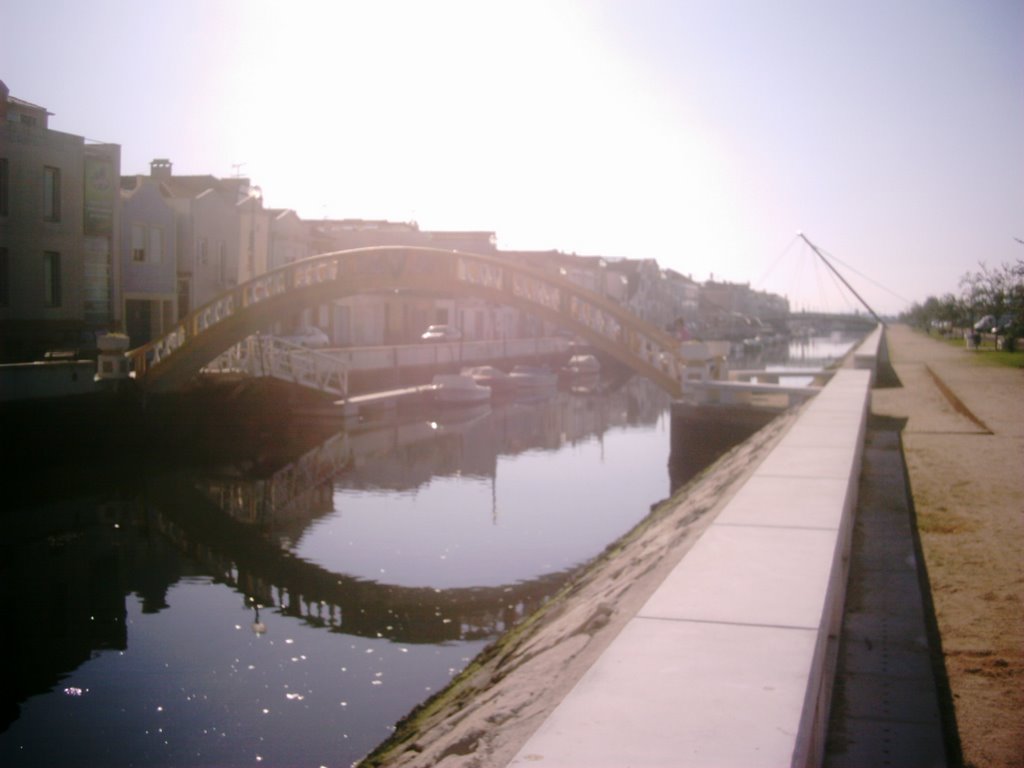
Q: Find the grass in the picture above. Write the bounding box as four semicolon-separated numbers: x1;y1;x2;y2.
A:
928;331;1024;369
968;348;1024;369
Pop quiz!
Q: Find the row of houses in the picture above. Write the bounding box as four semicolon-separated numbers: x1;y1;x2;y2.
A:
1;81;788;362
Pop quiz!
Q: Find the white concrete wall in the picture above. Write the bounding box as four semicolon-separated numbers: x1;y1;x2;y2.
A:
509;367;873;768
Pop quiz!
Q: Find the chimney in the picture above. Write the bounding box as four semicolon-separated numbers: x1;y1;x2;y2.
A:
150;158;173;180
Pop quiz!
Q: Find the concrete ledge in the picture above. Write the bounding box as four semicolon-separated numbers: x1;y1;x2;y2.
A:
0;360;101;402
509;368;872;767
852;324;888;384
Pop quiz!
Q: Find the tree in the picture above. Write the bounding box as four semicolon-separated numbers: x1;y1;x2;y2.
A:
959;260;1024;347
960;261;1023;321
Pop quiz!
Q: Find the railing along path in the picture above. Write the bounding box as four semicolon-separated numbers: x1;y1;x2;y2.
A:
204;335;349;398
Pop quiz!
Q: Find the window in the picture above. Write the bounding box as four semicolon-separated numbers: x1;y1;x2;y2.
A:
132;224;164;263
197;237;208;265
0;248;8;306
0;158;8;216
43;251;61;307
43;166;61;222
149;227;162;265
177;277;191;320
162;299;174;332
132;224;146;261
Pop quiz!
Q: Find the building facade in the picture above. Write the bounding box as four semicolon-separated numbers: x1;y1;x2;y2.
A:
0;81;121;361
119;175;178;346
143;160;242;318
3;84;799;364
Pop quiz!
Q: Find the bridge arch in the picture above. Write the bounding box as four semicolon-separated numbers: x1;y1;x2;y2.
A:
127;246;689;397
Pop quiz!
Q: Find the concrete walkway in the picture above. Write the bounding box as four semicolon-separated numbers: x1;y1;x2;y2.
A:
866;325;1024;767
509;367;873;767
505;325;1018;767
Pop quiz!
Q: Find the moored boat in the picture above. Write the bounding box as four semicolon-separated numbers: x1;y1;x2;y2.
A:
432;373;492;405
460;365;515;394
508;364;558;391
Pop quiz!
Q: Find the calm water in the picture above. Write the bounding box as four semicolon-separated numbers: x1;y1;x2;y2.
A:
0;335;858;768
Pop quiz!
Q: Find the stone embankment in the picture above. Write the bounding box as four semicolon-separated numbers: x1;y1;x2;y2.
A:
357;327;895;768
360;325;1024;768
359;406;803;767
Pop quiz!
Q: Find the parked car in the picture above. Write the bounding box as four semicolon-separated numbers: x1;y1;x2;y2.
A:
277;326;330;348
993;315;1015;335
420;324;462;342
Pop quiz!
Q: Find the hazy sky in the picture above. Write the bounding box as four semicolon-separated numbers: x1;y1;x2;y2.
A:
3;0;1021;314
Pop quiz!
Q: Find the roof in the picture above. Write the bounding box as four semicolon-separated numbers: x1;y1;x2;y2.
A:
158;174;247;204
7;94;52;114
120;175;173;199
316;218;420;232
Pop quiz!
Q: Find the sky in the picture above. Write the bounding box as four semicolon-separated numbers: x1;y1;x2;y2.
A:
2;0;1021;315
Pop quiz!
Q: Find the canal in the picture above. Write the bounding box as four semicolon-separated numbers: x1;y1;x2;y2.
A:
0;335;859;768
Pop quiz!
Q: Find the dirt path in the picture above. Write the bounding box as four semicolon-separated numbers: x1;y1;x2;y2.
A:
871;325;1024;768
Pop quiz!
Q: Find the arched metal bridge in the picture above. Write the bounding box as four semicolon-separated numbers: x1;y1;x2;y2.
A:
126;246;692;397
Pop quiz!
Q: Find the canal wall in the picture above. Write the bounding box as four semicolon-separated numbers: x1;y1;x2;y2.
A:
0;360;101;402
361;330;884;768
505;368;872;768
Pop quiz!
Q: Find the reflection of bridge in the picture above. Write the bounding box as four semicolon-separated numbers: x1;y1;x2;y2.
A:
149;474;575;644
126;247;692;397
152;379;670;645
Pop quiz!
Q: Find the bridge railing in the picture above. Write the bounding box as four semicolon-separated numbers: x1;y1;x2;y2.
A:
204;335;349;398
126;254;351;378
127;246;691;397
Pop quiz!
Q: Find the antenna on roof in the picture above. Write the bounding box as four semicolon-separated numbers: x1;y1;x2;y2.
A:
231;163;246;178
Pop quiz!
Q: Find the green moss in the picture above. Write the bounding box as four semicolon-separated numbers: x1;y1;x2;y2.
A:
356;488;691;767
355;416;792;767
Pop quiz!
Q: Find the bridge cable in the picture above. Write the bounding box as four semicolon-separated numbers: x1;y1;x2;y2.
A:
753;235;800;291
799;233;885;326
822;259;858;313
808;242;914;307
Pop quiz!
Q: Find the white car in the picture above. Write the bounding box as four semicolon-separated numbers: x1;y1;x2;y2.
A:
972;315;996;332
420;324;462;342
278;326;330;348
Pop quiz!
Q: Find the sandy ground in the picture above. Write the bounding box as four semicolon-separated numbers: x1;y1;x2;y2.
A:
871;325;1024;768
361;325;1023;768
358;408;801;767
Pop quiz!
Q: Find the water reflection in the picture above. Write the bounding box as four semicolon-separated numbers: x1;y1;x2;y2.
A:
185;378;672;592
2;335;863;767
0;375;674;768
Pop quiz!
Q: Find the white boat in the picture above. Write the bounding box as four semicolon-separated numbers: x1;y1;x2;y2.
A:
432;373;492;405
509;364;558;390
460;365;515;394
